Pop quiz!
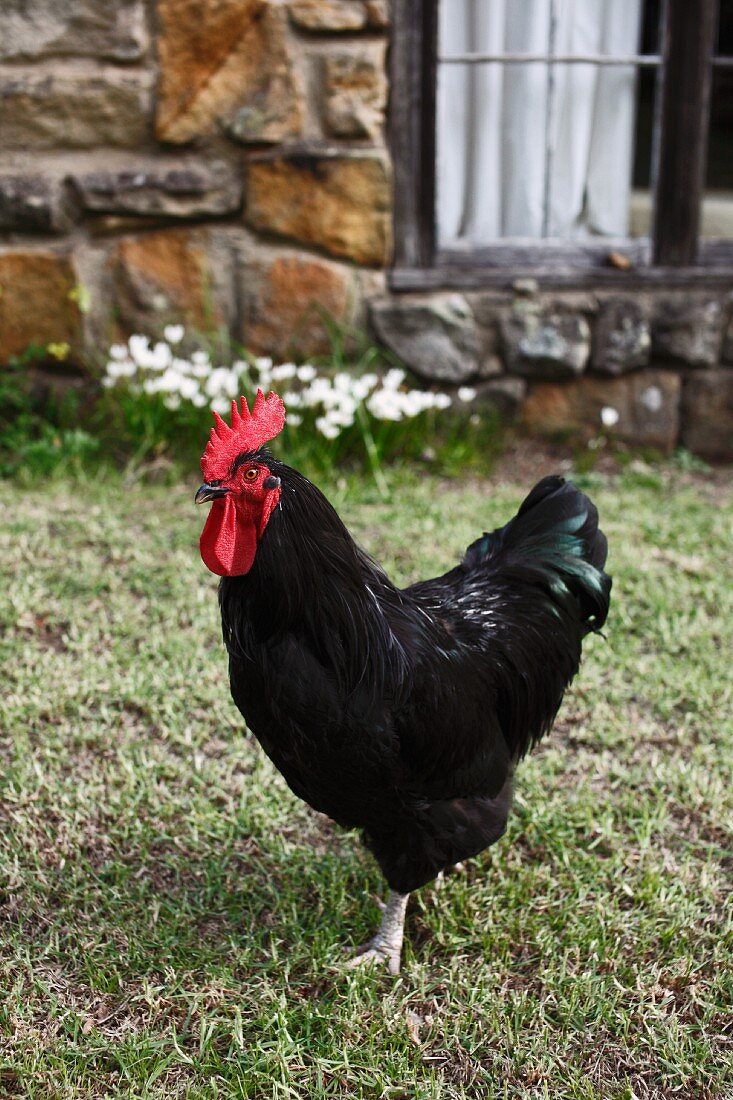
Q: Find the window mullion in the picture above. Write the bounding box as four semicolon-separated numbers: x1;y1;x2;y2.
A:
541;0;559;240
652;0;719;265
390;0;438;268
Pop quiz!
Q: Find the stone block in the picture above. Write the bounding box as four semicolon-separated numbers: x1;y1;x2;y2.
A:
468;291;512;328
473;377;527;421
288;1;388;32
71;162;242;220
522;371;681;452
0;176;72;233
364;1;390;28
247;149;391;266
592;296;651;374
156;0;301;144
0;252;83;362
0;70;153;149
111;229;230;338
681;370;733;460
323;44;387;140
0;0;147;63
370;295;480;384
651;296;724;367
476;323;503;378
500;302;591;379
243;253;353;358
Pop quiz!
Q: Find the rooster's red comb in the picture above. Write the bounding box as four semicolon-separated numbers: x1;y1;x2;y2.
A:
200;390;286;481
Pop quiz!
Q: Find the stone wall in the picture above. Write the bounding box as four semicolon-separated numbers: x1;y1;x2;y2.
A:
0;0;390;361
371;287;733;459
1;0;731;458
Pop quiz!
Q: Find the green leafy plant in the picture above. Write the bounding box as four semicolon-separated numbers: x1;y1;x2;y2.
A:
95;325;505;488
0;350;100;480
1;322;508;487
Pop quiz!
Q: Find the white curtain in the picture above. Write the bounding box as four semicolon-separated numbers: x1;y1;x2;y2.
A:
437;0;643;246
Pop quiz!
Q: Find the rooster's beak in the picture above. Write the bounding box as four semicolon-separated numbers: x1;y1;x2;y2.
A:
195;483;229;504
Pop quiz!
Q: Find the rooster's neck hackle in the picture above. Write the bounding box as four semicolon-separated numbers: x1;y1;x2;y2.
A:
219;461;415;701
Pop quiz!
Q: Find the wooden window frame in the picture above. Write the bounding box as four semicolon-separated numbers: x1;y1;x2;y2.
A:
390;0;733;290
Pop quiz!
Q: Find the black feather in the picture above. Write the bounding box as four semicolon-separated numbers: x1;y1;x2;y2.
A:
218;462;611;894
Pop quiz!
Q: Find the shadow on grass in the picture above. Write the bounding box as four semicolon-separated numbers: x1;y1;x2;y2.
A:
2;801;394;1002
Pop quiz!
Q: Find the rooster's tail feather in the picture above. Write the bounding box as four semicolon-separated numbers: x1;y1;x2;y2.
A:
463;476;611;635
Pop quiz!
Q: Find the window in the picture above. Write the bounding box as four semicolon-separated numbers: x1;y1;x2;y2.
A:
390;0;733;286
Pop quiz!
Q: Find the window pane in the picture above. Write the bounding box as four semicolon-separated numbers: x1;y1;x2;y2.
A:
702;1;733;237
436;0;651;247
629;0;660;235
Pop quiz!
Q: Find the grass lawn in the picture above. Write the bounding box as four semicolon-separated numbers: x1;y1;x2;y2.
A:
0;459;731;1099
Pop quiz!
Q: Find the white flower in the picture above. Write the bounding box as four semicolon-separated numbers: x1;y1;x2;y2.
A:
334;372;354;393
367;390;403;421
353;373;379;400
329;407;355;428
157;368;185;393
254;356;273;373
109;343;128;360
316;415;341;440
383;368;406;391
152;342;174;370
205;367;239;399
297;364;316;382
211;396;231;415
287;413;302;427
128;334;149;362
177;376;200;401
105;358;136;379
127;337;171;371
600;405;620;428
433;393;452;410
101;376;115;388
281;391;302;408
192;350;210;366
299;386;317;408
164;394;181;411
402;391;427;417
231;359;250;384
303;378;338;408
457;387;477;403
191;392;208;408
163;324;184;344
336;392;357;415
271;363;297;381
171;356;193;376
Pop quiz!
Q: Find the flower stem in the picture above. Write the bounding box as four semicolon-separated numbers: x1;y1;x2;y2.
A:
356;405;388;497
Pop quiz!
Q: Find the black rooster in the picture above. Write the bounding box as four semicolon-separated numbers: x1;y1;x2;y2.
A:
196;392;611;973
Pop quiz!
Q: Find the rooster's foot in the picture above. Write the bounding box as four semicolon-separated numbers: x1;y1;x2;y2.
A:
345;941;401;975
344;891;409;977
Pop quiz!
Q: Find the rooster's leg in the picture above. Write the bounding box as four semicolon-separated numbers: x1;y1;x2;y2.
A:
345;891;409;976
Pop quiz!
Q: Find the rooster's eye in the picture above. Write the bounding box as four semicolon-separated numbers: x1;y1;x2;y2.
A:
244;467;259;481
